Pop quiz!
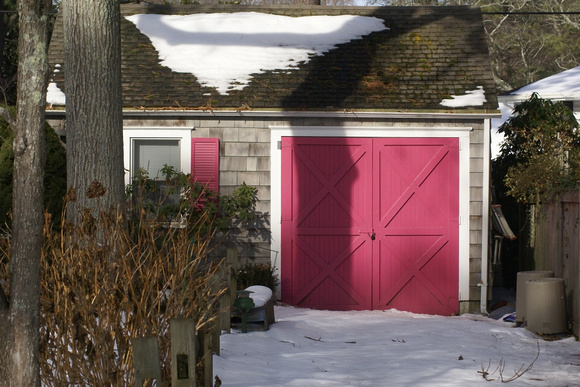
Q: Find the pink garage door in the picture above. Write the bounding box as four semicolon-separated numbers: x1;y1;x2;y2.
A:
281;137;459;315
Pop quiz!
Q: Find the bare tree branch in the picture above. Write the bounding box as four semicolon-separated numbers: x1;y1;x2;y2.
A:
0;106;15;129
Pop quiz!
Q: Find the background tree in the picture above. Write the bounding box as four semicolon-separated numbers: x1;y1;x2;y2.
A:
0;0;52;385
62;0;124;223
364;0;580;91
0;1;18;104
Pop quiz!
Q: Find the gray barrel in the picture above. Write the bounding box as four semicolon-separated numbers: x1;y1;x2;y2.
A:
516;270;554;323
525;278;567;335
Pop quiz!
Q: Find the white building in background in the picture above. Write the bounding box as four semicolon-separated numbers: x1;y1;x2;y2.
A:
492;66;580;159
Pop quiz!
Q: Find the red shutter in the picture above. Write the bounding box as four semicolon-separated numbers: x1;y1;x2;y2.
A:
191;138;219;192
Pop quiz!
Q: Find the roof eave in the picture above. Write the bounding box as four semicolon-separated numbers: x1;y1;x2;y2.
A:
45;108;502;120
499;93;580;103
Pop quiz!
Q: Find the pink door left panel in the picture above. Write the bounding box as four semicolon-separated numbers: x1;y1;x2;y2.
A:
281;137;373;310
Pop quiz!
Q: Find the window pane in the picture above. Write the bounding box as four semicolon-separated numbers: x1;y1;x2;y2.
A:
133;139;181;208
134;139;180;179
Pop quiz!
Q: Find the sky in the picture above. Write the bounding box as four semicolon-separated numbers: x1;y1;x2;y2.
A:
214;305;580;386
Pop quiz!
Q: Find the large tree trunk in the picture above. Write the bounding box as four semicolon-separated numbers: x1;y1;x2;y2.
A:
63;0;124;223
0;0;51;386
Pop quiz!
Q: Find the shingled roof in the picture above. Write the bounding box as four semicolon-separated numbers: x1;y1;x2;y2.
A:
47;4;498;112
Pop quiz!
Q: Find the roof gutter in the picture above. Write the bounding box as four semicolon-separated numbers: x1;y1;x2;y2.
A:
45;109;502;120
498;94;580;103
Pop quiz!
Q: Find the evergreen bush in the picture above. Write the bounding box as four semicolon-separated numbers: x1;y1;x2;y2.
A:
0;118;66;227
237;261;279;293
496;93;580;204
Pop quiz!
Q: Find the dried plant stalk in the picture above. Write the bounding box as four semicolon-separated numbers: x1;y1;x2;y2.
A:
478;341;541;383
0;174;258;386
0;200;229;386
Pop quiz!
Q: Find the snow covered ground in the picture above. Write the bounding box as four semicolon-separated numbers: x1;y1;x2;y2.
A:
214;306;579;386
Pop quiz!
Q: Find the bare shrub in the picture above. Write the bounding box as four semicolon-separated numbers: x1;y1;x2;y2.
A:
0;173;258;385
33;199;225;385
1;186;253;385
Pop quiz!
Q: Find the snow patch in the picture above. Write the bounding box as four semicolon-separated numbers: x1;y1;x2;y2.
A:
125;12;387;95
245;285;273;308
46;82;66;106
214;305;580;386
512;65;580;98
440;86;486;107
490;102;515;159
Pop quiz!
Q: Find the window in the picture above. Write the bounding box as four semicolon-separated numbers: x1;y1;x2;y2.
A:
133;139;181;179
132;138;182;204
123;128;193;187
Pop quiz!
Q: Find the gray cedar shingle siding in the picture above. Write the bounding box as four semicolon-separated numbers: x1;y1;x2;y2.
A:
48;5;497;112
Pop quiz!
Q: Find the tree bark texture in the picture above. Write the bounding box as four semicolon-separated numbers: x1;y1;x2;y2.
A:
63;0;124;223
0;1;51;386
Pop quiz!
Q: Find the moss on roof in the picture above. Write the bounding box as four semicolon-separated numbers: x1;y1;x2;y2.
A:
48;4;498;112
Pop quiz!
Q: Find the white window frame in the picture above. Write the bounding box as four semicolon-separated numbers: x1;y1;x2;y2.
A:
123;128;192;186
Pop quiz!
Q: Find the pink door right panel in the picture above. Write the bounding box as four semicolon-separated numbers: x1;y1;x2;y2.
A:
373;138;459;314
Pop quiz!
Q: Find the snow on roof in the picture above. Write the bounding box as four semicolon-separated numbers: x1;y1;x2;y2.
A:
490;101;514;159
46;82;66;106
125;12;387;95
440;86;486;108
46;64;66;106
508;65;580;100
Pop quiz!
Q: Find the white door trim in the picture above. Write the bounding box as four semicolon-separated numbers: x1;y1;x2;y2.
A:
270;125;472;303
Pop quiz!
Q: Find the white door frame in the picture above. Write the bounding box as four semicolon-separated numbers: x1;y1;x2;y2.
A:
270;125;472;303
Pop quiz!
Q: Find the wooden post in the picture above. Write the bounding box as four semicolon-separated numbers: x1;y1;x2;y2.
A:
198;328;214;387
218;268;231;334
170;318;197;387
226;248;239;333
132;336;162;387
208;268;226;350
212;318;221;357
